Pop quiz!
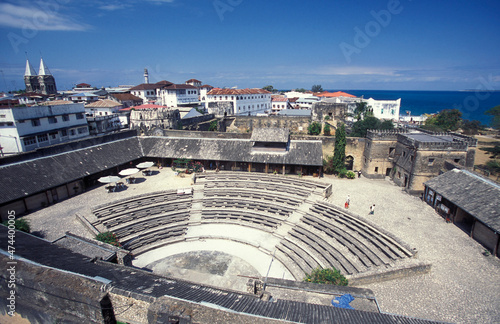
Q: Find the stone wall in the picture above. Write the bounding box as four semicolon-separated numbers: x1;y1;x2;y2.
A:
181;113;216;131
130;108;181;133
311;102;347;122
225;116;311;134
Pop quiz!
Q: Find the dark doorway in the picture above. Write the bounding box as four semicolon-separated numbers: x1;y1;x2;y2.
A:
345;156;354;171
385;168;392;176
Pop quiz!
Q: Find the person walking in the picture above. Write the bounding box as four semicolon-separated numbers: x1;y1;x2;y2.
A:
369;204;375;215
345;195;350;209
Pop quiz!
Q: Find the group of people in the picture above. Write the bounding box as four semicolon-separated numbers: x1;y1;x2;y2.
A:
344;194;375;215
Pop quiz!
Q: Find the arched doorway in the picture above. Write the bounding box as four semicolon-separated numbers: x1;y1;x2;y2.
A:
345;155;354;171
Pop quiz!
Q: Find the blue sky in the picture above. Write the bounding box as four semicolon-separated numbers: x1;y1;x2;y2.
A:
0;0;499;91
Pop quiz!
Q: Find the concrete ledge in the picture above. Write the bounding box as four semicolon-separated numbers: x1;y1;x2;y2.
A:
348;262;432;286
75;212;101;236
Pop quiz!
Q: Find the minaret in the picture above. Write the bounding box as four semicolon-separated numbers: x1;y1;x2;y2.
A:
144;68;149;84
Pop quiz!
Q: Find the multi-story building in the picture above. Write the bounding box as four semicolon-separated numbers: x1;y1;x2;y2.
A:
271;97;291;114
362;129;476;194
0;100;89;154
206;88;272;117
129;81;199;107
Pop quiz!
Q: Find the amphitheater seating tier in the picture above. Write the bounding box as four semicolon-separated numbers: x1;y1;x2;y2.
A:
91;173;414;278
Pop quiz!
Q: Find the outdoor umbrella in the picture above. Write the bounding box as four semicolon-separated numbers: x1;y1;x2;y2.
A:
136;162;154;169
98;176;121;184
119;168;140;176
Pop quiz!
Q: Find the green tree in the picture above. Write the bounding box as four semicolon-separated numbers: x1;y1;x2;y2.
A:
208;120;218;132
262;85;275;92
423;109;462;132
304;267;348;286
332;123;346;174
308;122;322;135
480;144;500;158
354;101;369;121
295;88;307;93
349;116;381;137
312;84;323;93
323;123;331;136
485;105;500;130
461;119;482;135
379;119;395;130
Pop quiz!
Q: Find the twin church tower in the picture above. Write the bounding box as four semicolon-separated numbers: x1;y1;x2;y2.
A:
24;57;58;95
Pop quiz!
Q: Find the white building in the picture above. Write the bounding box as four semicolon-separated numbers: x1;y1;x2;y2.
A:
0;100;89;155
363;97;401;121
84;99;123;117
157;84;199;107
68;92;99;104
129;83;160;104
130;81;200;107
271;97;290;114
206;88;272;117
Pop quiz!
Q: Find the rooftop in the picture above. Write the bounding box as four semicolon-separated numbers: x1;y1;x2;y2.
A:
85;99;123;108
424;169;500;233
208;88;271;96
316;91;357;98
251;128;290;143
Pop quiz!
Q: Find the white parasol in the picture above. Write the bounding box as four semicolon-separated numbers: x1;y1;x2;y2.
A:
98;176;121;184
119;168;140;176
136;162;154;169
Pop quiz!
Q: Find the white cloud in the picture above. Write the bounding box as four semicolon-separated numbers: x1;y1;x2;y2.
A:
0;3;89;31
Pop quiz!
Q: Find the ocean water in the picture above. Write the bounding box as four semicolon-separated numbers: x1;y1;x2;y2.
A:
337;90;500;126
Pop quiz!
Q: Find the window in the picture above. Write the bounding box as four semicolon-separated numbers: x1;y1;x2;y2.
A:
381;109;384;114
37;134;48;142
402;151;406;157
397;172;401;179
410;155;414;162
23;136;36;146
70;129;76;136
389;147;395;155
0;114;5;118
375;167;379;173
61;129;68;137
48;117;57;124
78;127;87;134
454;158;461;163
49;131;58;139
428;158;435;166
31;119;41;126
76;113;84;119
62;114;70;121
18;120;25;123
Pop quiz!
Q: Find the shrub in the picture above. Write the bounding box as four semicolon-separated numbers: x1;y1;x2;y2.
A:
323;123;331;136
346;171;356;179
308;122;322;135
3;218;30;233
338;168;348;178
304;267;348;286
96;232;121;247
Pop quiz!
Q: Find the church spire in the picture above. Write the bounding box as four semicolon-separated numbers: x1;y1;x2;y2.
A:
25;59;36;76
38;57;52;76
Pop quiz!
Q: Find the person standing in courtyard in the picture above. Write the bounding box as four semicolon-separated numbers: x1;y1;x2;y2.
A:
345;195;350;209
369;204;375;215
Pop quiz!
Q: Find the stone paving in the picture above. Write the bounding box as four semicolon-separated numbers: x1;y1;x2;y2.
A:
24;169;500;323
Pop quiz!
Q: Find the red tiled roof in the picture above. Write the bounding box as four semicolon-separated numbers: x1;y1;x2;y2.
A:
200;84;213;89
110;93;142;101
186;79;201;83
76;83;91;88
156;80;174;86
316;91;356;98
272;97;288;102
207;88;271;95
165;84;197;90
130;83;159;91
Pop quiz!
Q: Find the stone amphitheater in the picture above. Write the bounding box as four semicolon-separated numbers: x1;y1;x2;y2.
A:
24;168;500;324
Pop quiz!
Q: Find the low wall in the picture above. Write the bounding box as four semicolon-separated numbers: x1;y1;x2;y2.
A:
348;262;431;286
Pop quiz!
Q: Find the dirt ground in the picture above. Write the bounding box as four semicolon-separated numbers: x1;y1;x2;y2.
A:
473;134;500;181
